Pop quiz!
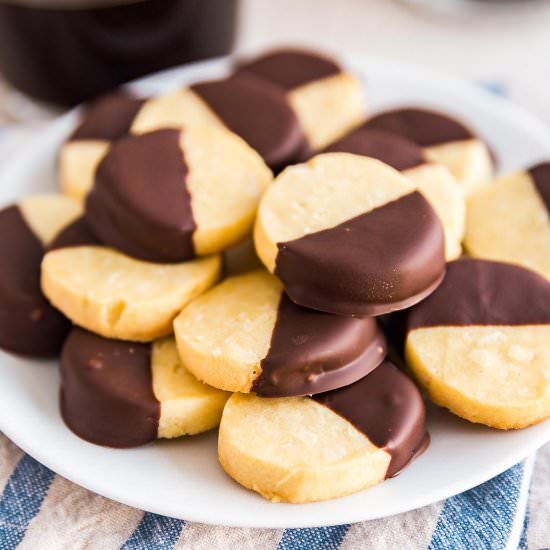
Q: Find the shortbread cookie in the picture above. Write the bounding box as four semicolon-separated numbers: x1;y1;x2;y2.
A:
41;218;221;341
323;128;465;260
174;270;386;395
465;162;550;281
364;108;494;196
236;48;366;151
61;328;229;447
85;127;271;263
218;361;428;503
254;153;446;316
0;194;81;356
405;258;550;429
60;92;146;200
131;74;306;171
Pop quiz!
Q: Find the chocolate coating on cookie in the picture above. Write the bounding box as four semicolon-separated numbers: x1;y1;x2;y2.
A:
0;205;70;356
363;108;475;148
529;162;550;214
252;294;387;397
235;48;341;91
61;328;159;448
48;217;100;251
313;361;429;477
191;74;306;171
275;191;446;316
322;128;426;171
70;92;146;142
407;258;550;331
86;129;195;263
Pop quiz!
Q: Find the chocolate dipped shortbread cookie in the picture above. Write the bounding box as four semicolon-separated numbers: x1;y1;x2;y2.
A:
61;329;229;448
0;194;81;356
41;218;220;341
364;107;494;196
131;74;306;171
465;162;550;281
174;270;386;395
218;361;428;503
60;92;147;200
254;153;446;316
405;258;550;429
85;127;271;263
236;48;366;151
323;128;466;260
61;77;286;200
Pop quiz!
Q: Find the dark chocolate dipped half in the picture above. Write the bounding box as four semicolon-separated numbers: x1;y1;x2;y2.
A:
406;258;550;332
313;360;429;478
190;74;306;171
275;191;446;317
0;205;70;357
69;92;146;142
235;48;341;91
363;107;477;148
528;162;550;214
48;217;101;251
322;128;426;171
252;294;387;397
60;327;159;448
85;128;196;263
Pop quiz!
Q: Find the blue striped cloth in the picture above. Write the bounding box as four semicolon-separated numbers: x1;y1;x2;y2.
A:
0;81;548;550
0;433;545;549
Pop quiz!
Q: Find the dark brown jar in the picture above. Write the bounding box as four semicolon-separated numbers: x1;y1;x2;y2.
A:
0;0;238;106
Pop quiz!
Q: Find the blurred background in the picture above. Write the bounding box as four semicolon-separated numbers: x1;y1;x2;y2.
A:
0;0;549;123
239;0;550;122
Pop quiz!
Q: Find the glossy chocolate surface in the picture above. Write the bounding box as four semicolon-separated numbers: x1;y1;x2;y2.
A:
0;205;70;357
69;92;146;142
253;294;387;397
529;162;550;215
313;361;429;477
48;217;101;251
407;258;550;330
60;327;159;448
275;191;446;317
322;128;426;171
235;48;341;91
86;128;196;263
363;108;475;147
191;74;306;171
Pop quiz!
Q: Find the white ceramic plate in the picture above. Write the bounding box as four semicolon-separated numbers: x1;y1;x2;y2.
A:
1;56;550;529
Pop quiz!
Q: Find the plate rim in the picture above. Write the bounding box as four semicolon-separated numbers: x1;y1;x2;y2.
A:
1;409;548;529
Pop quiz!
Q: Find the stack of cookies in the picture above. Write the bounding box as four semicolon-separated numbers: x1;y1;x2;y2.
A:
3;47;550;505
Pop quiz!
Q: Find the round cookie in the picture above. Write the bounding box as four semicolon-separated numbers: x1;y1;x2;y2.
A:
85;127;272;263
218;361;429;503
61;328;229;448
404;258;550;429
465;162;550;281
41;217;221;341
174;270;387;395
254;153;446;316
323;128;466;260
0;194;81;357
131;74;306;171
363;107;494;196
60;92;147;200
235;48;366;151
